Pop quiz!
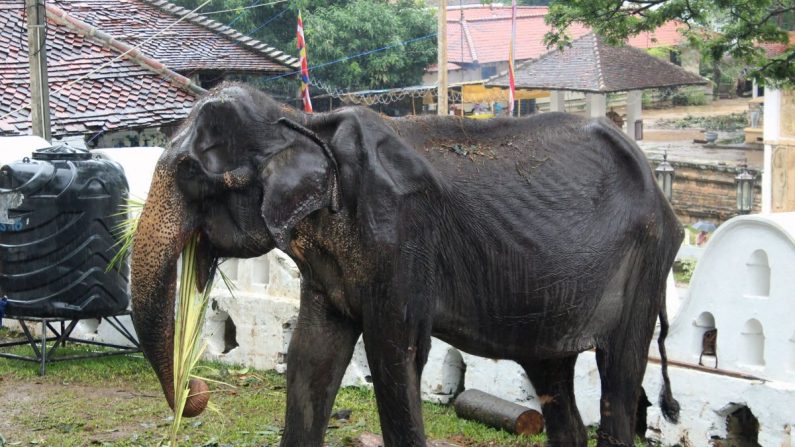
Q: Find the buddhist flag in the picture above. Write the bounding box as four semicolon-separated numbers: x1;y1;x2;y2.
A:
507;0;517;116
297;10;313;113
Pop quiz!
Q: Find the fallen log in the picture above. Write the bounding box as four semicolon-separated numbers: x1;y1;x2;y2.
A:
453;389;544;436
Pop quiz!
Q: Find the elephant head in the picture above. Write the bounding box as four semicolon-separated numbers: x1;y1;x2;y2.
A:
130;84;342;417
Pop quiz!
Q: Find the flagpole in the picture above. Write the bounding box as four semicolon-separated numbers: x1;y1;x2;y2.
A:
297;10;313;113
508;0;517;117
437;0;448;116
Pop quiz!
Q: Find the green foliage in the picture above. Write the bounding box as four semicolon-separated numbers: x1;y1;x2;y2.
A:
647;46;675;61
169;0;437;92
304;0;437;90
655;112;747;131
671;86;708;106
545;0;795;86
673;257;698;284
107;197;145;273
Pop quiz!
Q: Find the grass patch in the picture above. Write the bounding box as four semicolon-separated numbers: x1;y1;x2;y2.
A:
0;331;658;446
0;338;544;446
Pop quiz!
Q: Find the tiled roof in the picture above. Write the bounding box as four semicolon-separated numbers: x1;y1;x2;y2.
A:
445;6;686;66
0;1;201;137
447;5;548;21
54;0;298;74
626;21;688;49
487;33;707;93
759;32;795;57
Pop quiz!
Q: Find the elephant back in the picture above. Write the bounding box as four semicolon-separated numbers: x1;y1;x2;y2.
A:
0;145;130;319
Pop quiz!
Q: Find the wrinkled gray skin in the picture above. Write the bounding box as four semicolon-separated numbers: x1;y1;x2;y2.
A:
130;83;682;447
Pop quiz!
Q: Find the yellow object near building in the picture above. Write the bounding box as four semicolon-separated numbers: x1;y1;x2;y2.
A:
460;83;549;103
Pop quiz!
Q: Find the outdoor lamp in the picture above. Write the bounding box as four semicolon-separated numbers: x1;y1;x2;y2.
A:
735;164;755;214
655;152;675;201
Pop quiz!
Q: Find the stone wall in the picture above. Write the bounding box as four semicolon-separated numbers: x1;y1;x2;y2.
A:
771;89;795;212
669;160;762;224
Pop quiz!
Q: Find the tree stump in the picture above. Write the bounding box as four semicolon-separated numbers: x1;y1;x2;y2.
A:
453;389;544;436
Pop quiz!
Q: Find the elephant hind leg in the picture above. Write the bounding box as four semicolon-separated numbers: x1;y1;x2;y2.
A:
594;288;659;447
594;342;649;447
520;355;587;447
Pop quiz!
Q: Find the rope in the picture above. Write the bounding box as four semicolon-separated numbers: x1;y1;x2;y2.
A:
0;0;214;122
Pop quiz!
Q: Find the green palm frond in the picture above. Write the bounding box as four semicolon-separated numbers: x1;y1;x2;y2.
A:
171;234;214;446
107;197;145;272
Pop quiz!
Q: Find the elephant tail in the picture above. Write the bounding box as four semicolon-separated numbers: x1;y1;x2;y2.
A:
657;299;680;423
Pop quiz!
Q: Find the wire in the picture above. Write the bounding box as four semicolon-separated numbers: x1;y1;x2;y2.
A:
227;0;263;26
0;0;214;123
262;32;438;83
201;0;287;16
246;7;288;36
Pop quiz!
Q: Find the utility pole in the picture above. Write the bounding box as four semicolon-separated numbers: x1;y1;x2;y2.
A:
26;0;51;141
437;0;448;116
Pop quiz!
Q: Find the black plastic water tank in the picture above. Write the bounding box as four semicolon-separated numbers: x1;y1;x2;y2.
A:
0;145;130;319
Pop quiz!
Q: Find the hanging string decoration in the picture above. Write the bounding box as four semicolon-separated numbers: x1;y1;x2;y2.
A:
297;10;313;113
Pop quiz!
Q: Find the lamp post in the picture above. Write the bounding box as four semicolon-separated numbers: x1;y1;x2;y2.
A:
655;152;675;201
735;164;755;214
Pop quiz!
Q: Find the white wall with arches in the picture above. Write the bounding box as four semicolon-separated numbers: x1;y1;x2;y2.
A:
664;213;795;382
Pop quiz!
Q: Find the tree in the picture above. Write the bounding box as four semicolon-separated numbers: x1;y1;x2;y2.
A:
544;0;795;85
304;0;437;90
169;0;437;92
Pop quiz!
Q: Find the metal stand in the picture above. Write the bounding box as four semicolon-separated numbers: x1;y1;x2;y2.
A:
0;312;140;375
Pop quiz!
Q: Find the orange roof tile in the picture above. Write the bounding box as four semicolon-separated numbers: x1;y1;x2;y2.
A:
444;5;687;67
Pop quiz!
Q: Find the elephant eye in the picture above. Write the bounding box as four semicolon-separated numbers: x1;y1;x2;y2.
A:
200;145;230;173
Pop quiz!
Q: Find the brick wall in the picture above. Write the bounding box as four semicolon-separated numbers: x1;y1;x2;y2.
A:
667;161;762;224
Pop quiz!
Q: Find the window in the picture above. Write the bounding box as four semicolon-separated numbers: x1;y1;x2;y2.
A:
745;250;770;297
739;319;765;367
693;312;717;366
481;65;497;79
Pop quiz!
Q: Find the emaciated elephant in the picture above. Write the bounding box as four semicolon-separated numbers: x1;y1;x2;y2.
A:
130;84;682;447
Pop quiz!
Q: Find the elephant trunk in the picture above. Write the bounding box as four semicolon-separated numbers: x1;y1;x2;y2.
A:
130;157;209;418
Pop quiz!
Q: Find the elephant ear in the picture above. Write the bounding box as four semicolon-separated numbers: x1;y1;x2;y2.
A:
328;109;441;246
260;144;335;251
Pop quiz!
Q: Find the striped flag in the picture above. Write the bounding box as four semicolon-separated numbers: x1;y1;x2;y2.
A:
297;10;313;113
507;0;517;116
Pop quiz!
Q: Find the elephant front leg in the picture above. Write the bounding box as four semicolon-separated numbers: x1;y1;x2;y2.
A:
362;301;432;447
280;290;360;447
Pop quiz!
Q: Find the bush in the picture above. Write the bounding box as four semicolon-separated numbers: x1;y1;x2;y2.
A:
673;257;698;284
672;87;707;106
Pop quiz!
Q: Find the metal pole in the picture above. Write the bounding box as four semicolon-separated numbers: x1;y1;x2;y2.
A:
40;320;47;375
26;0;51;142
437;0;448;116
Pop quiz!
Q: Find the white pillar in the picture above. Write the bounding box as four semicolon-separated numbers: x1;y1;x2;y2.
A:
585;93;606;119
763;88;782;214
752;80;759;99
549;90;566;112
625;90;643;140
